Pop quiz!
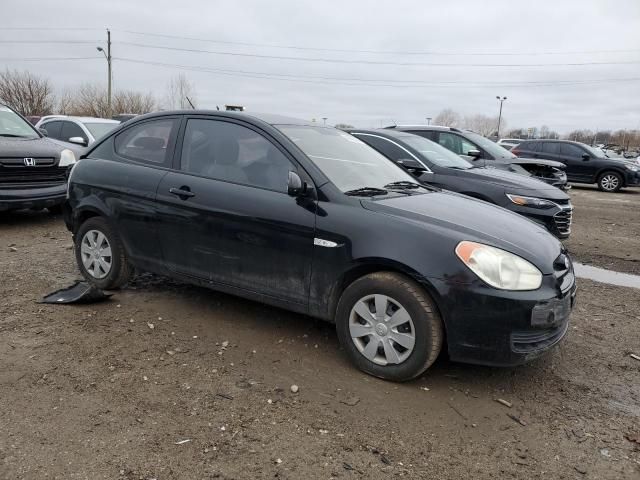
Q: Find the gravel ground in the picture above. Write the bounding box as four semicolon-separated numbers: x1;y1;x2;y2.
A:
1;186;639;480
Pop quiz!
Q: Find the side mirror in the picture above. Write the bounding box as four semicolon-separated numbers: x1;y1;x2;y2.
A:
39;128;48;137
581;153;590;161
287;171;303;196
467;149;482;159
396;158;427;172
69;136;88;146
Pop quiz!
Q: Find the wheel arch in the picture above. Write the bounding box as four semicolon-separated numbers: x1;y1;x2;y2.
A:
596;168;626;186
327;258;447;329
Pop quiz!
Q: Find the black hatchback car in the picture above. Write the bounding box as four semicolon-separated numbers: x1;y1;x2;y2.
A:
65;111;576;381
388;125;568;189
349;129;573;239
513;140;640;192
0;104;76;212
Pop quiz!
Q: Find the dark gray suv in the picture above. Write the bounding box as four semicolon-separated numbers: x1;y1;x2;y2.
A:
513;140;640;192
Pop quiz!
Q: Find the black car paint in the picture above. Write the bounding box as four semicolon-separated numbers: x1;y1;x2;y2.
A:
0;105;70;212
66;110;576;367
350;129;572;239
388;126;568;189
514;139;640;188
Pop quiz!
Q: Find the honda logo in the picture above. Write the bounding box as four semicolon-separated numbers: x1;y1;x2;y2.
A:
23;158;36;167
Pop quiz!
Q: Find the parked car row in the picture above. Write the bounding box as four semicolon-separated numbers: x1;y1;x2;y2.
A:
59;110;577;381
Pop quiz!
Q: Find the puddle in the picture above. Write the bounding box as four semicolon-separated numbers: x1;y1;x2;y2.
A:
573;263;640;289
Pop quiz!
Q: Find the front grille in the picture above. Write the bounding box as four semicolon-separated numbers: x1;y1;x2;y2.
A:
554;206;573;235
0;158;65;186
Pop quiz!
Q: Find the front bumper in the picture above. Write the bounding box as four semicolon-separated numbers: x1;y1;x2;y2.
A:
624;170;640;186
0;183;67;212
429;267;577;367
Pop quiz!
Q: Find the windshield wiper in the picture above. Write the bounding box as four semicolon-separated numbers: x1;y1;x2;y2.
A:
0;133;30;138
383;181;424;190
344;187;389;197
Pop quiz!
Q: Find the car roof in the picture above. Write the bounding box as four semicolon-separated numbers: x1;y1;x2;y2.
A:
41;116;119;124
128;109;316;127
387;124;462;132
350;128;418;140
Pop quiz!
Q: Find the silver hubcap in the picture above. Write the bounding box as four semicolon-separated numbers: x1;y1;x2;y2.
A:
349;294;416;366
80;229;112;279
601;174;619;191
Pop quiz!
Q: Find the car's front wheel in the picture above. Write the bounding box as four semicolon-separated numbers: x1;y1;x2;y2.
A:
597;171;623;192
335;272;444;381
75;217;132;289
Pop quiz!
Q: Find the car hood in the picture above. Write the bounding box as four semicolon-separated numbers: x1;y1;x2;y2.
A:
458;167;569;200
362;191;562;274
0;136;65;158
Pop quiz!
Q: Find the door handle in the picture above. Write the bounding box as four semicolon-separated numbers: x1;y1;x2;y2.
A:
169;187;195;199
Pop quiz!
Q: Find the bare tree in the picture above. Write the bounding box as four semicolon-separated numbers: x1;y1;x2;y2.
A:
164;74;197;110
57;89;75;115
65;84;155;117
433;108;461;127
0;69;55;116
462;114;501;137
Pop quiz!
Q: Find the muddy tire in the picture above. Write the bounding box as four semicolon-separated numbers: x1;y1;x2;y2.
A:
335;272;444;382
75;217;132;290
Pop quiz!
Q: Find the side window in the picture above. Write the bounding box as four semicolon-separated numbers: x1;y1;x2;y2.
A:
560;143;584;157
114;119;176;165
407;130;436;141
61;121;87;143
438;132;478;156
180;119;293;193
542;142;560;154
42;120;63;139
355;135;408;162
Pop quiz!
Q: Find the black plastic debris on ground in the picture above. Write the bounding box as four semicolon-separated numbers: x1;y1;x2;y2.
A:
41;281;112;304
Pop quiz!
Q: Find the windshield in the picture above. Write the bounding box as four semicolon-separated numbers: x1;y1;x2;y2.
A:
277;125;418;192
83;122;118;140
0;106;39;138
464;131;516;159
581;144;607;158
398;134;473;169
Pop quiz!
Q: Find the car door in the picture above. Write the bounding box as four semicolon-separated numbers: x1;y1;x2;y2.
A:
155;116;316;307
41;120;63;140
61;121;89;145
85;117;180;269
559;143;593;181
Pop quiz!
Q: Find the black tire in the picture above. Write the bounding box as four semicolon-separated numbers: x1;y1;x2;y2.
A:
335;272;444;382
597;171;623;192
74;217;133;290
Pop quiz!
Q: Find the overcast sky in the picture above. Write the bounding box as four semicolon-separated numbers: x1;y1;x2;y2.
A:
3;0;639;133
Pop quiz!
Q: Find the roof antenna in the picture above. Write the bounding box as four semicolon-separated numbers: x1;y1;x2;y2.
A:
185;96;195;109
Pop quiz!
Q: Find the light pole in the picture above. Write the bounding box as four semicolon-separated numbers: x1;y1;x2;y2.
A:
96;29;112;118
322;117;327;126
496;96;507;139
426;117;432;125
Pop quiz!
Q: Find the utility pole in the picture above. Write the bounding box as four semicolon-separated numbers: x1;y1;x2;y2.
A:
97;29;112;118
496;96;507;139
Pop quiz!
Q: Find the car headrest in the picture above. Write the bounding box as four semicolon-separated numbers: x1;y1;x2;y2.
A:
133;136;165;150
216;138;239;165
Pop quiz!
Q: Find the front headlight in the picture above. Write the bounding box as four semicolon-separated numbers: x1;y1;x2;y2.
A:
506;193;556;209
455;241;543;290
58;149;76;167
625;164;638;172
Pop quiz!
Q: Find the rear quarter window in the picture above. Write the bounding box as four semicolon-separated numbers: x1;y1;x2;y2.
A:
113;119;177;166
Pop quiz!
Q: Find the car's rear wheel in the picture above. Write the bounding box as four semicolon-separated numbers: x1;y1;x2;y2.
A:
598;171;623;192
75;217;132;289
335;272;443;381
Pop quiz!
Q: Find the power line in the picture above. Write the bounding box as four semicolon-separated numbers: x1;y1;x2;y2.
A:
0;40;100;44
117;29;640;57
0;56;102;61
115;57;640;88
117;42;640;67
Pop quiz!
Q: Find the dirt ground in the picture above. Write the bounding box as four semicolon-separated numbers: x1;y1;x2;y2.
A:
1;186;639;480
